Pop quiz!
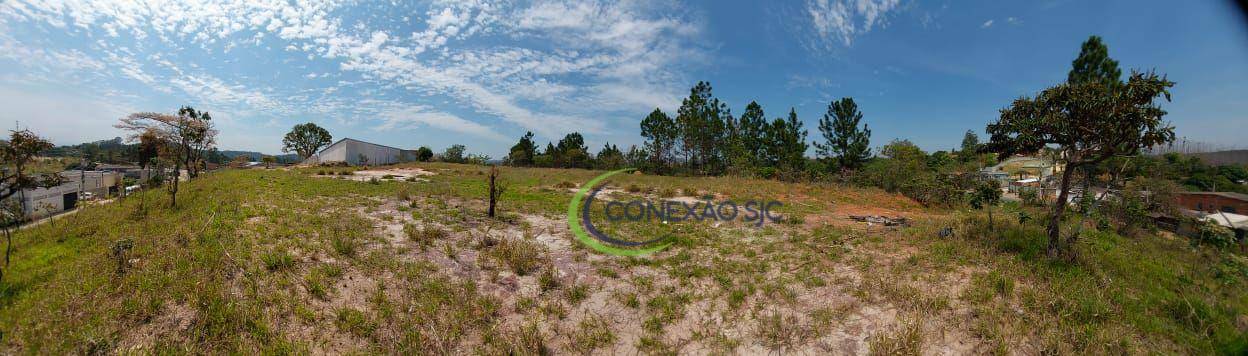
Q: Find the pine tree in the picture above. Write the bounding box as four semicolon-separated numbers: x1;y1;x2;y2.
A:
774;108;809;174
737;101;769;168
959;130;980;162
1068;35;1122;85
507;131;537;166
640;108;677;173
675;81;729;175
814;97;871;172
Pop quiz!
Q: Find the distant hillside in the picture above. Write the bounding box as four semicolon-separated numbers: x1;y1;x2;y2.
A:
1190;150;1248;166
220;151;300;163
40;137;298;164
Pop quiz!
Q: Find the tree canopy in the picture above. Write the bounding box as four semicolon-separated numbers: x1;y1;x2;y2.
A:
987;70;1176;259
814;97;871;172
282;123;333;160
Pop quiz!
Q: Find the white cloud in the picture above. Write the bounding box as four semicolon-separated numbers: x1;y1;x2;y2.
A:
981;19;994;28
0;0;707;151
375;105;508;142
804;0;901;49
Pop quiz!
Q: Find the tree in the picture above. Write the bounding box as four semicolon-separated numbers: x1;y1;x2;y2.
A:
986;70;1175;260
175;106;216;178
507;131;537;166
415;146;434;162
640;108;677;173
814;97;871;173
0;130;57;283
675;82;729;175
765;108;809;176
959;130;980;162
595;143;625;170
554;132;589;168
117;109;216;208
442;144;466;163
282;123;333;160
261;155;276;169
137;129;161;171
732;101;769;173
969;179;1003;231
1068;35;1122;86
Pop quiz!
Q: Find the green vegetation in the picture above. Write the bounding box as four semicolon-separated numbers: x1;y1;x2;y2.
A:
0;164;1241;353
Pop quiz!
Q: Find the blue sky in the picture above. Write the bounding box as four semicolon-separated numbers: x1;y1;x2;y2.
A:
1;0;1246;157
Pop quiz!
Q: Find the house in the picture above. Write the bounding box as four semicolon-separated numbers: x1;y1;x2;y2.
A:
981;155;1062;182
302;138;417;166
1176;192;1248;215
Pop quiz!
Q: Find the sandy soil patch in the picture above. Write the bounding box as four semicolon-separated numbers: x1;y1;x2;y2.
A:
319;168;436;182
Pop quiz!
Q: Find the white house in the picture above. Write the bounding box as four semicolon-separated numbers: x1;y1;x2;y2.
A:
302;138;416;166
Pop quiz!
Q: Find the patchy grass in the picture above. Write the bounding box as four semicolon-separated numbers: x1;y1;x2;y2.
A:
0;163;1242;354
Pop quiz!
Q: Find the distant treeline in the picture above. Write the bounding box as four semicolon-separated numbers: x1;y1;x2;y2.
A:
40;137;298;167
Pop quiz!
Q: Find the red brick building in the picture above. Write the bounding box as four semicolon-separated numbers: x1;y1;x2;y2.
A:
1176;192;1248;214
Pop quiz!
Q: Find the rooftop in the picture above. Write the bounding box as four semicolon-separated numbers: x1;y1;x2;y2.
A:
1179;191;1248;202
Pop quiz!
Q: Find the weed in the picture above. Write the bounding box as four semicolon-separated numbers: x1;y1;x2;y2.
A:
538;266;560;292
405;223;447;248
567;315;616;354
565;283;590;305
868;317;924;355
335;307;375;337
331;235;358;257
489;237;546;275
261;250;295;271
754;311;812;352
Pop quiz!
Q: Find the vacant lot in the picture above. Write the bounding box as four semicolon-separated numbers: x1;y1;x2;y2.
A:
0;163;1244;354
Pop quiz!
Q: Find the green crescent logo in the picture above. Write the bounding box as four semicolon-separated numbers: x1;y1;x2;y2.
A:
567;168;672;256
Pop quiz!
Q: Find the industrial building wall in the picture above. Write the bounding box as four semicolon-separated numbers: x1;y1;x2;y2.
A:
345;140;402;165
18;182;79;218
318;142;349;164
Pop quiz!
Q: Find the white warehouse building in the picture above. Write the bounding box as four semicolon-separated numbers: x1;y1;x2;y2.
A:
302;138;417;166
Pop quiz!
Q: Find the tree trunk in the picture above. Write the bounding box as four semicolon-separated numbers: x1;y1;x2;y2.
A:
988;206;994;232
1047;166;1077;259
487;166;497;218
170;160;180;208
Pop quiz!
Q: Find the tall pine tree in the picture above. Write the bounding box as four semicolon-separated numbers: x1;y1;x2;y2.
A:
814;97;871;172
1068;35;1122;85
640;108;677;173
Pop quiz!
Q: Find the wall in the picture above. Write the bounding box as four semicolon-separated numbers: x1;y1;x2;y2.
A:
1177;193;1248;214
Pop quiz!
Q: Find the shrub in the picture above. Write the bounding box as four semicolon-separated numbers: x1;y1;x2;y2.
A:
626;184;642;193
659;188;676;198
397;187;411;201
1194;219;1236;249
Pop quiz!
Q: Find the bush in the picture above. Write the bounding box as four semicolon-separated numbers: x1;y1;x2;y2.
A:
1194;219;1236;249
